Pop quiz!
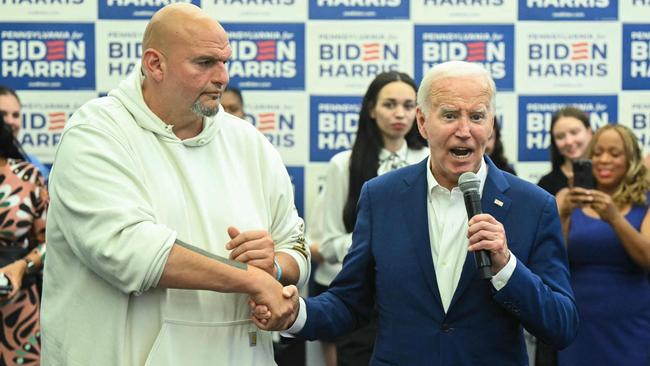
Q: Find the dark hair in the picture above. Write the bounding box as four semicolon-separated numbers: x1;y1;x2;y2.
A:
0;85;20;103
0;113;25;160
224;86;243;108
342;71;426;232
549;106;590;170
489;117;515;174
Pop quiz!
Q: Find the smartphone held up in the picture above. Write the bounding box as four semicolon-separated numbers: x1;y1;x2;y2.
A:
572;159;596;190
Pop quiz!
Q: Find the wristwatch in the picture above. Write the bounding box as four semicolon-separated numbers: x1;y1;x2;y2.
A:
22;258;37;275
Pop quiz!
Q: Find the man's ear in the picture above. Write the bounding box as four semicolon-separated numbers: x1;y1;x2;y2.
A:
142;48;165;82
415;107;428;140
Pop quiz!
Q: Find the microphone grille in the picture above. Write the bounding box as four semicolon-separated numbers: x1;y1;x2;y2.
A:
458;171;481;193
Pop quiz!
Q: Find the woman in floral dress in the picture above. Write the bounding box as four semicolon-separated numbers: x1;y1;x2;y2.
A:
0;114;47;366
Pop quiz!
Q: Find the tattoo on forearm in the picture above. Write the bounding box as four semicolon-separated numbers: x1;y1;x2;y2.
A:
175;238;247;270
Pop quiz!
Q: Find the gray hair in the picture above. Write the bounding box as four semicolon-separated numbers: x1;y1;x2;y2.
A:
417;61;496;116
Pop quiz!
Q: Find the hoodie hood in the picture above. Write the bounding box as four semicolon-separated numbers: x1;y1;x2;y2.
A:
108;66;221;147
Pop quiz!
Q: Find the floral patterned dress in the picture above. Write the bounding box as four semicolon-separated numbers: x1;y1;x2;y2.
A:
0;159;48;366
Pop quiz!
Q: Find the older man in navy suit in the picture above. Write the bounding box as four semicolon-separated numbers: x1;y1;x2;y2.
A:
253;61;578;365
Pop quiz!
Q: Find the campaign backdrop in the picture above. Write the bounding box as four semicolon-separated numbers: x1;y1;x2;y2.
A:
2;0;650;234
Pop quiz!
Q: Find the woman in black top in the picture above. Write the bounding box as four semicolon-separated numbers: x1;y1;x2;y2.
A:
538;106;592;196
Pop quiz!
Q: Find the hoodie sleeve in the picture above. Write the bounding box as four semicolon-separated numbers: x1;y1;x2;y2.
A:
48;118;175;295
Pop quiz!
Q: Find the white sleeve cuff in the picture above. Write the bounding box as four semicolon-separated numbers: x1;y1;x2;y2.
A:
280;297;307;337
490;251;517;291
278;249;310;290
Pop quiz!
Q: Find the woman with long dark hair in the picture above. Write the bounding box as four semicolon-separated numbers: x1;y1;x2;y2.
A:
311;71;428;365
0;85;50;183
0;114;48;365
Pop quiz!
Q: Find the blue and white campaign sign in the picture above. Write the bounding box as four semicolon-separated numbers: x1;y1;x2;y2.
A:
518;0;617;20
307;22;413;94
309;0;409;19
0;0;95;22
310;95;362;162
414;25;514;91
518;95;617;162
17;91;96;163
98;0;200;20
96;21;146;92
495;93;518;164
620;93;650;155
411;0;515;23
224;23;304;90
0;23;95;90
620;0;650;21
243;91;308;165
516;22;620;93
623;24;650;90
286;166;305;219
204;0;306;22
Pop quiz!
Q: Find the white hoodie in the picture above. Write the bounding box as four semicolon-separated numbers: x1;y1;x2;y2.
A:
41;69;308;366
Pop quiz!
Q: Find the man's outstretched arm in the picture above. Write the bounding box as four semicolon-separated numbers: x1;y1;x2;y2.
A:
159;242;296;321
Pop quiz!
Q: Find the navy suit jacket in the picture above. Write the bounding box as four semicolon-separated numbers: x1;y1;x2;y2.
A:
299;157;578;366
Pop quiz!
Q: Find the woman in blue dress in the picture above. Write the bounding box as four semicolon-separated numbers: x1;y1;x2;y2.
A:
557;124;650;366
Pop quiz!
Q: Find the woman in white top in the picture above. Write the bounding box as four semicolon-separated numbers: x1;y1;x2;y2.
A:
309;71;429;366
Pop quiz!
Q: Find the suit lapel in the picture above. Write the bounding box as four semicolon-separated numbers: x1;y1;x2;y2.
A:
400;159;444;310
449;157;512;309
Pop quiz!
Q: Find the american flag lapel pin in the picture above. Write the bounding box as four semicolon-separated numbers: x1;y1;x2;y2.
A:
494;198;504;207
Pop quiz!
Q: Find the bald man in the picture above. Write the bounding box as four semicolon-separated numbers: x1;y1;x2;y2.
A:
40;4;308;365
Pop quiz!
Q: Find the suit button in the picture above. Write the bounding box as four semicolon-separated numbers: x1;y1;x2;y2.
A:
441;324;452;332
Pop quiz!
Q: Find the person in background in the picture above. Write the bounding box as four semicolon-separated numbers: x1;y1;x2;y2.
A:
486;117;516;175
222;86;245;119
557;124;650;366
0;86;50;183
535;106;593;366
538;106;592;196
0;114;48;366
40;4;308;365
310;71;428;366
256;61;578;366
305;191;335;365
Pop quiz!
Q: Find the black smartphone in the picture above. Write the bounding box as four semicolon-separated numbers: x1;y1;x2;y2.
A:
572;159;596;189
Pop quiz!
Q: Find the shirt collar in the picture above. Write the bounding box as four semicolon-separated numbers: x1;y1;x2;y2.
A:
378;142;408;162
426;156;489;196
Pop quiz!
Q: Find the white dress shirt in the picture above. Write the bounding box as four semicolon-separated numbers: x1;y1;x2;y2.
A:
425;157;515;311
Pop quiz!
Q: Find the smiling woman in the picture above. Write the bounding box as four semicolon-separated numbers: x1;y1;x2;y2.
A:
557;124;650;366
538;106;593;196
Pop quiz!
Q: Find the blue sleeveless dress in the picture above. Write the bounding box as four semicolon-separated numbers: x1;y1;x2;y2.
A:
558;199;650;366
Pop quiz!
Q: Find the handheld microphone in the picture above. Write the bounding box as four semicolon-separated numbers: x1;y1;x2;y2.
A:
458;172;492;280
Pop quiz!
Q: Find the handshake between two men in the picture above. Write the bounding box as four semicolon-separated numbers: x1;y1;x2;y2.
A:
224;226;301;332
248;284;300;332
